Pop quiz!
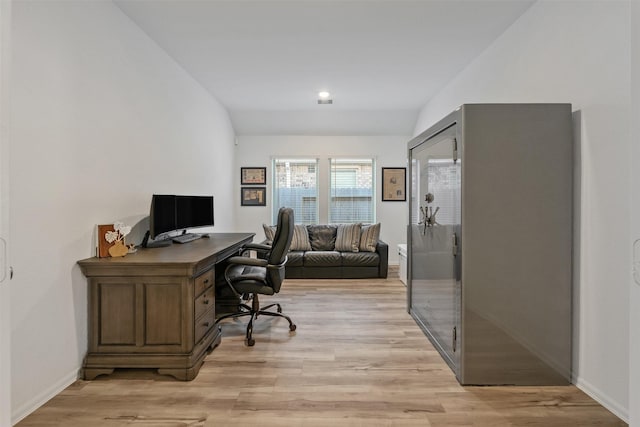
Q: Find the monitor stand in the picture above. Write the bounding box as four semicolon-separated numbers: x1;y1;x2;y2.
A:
141;230;172;248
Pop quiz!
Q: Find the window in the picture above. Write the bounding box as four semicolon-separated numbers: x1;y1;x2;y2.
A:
329;158;375;224
272;158;318;224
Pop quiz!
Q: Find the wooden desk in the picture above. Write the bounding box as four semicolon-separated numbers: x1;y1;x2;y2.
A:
78;232;254;381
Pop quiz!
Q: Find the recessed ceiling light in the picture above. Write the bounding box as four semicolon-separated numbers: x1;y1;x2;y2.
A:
317;91;332;104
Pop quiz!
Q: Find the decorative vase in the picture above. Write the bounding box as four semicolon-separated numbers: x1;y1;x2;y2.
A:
108;240;128;257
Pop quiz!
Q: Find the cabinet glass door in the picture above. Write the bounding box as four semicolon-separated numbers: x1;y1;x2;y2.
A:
409;124;461;372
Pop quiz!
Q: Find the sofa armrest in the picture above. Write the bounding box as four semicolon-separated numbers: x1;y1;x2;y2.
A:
376;240;389;278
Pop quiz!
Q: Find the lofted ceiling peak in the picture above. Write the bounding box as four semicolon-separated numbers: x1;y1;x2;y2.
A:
115;0;534;135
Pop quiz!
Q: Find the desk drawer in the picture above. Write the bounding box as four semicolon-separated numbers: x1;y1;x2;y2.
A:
195;308;214;344
195;288;214;320
194;270;214;297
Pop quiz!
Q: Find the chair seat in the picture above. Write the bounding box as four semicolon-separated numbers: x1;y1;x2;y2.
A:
227;264;275;295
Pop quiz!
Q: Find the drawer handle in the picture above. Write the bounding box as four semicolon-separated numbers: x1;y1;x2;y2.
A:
203;299;210;305
203;279;209;284
203;322;210;327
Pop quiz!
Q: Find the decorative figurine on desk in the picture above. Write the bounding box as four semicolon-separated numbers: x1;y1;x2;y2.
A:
105;221;132;257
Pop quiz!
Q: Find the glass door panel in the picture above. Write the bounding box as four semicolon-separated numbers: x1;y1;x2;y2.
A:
409;125;461;371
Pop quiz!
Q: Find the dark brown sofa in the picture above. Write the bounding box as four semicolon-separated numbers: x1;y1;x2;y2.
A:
285;241;388;279
264;224;388;279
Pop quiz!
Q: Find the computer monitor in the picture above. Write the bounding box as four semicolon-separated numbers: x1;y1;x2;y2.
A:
149;194;215;240
176;195;214;230
149;194;176;240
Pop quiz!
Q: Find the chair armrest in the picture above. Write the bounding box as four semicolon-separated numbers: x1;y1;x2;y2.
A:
227;256;268;267
244;242;272;252
240;242;272;258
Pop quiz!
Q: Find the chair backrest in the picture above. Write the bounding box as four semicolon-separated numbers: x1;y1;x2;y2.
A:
267;207;294;292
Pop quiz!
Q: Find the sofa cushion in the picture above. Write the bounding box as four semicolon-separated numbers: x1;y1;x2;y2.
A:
303;250;341;267
359;223;381;252
291;224;312;251
335;223;361;252
286;251;304;267
307;225;337;251
342;251;379;267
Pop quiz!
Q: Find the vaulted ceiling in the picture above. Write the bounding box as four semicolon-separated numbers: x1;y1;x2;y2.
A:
115;0;534;135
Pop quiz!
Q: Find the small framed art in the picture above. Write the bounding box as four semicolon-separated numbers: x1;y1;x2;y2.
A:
382;167;406;201
241;187;266;206
241;167;266;185
96;224;115;258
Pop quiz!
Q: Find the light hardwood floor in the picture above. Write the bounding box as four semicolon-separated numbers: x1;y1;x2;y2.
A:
18;271;625;426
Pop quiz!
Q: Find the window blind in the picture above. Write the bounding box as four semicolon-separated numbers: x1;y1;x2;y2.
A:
329;158;375;224
272;158;318;224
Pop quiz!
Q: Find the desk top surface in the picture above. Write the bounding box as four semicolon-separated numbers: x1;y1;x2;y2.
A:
78;232;254;276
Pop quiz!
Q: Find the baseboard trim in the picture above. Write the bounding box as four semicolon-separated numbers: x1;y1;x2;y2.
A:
574;376;628;423
12;369;79;425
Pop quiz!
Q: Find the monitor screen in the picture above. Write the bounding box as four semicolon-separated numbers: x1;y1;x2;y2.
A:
149;194;214;240
149;194;176;239
176;195;214;230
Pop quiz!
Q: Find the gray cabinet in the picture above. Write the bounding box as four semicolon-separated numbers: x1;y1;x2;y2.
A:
408;104;572;385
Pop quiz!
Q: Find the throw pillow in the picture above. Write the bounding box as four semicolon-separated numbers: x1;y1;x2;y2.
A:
359;223;381;252
335;223;362;252
290;224;312;251
262;223;276;242
308;225;338;251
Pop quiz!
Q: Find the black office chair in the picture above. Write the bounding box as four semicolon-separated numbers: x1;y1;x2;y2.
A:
215;207;296;346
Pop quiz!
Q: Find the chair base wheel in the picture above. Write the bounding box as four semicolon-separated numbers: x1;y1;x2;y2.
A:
246;338;255;346
290;324;297;331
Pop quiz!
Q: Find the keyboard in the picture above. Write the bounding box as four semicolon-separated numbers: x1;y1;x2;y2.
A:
172;233;201;244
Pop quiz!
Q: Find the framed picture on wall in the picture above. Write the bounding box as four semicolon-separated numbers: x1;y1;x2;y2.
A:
241;167;266;185
382;167;406;201
241;187;266;206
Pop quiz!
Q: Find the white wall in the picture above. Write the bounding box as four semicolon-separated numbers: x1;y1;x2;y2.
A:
630;3;640;425
10;1;236;422
413;1;630;421
0;1;12;426
235;135;409;264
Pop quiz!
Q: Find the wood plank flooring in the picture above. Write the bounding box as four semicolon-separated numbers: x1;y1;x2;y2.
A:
18;273;625;426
